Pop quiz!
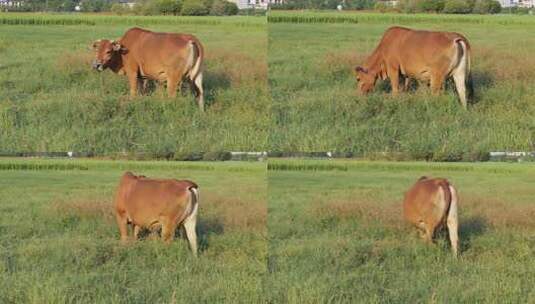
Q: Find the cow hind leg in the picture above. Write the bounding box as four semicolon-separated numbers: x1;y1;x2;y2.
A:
192;72;204;112
447;185;460;257
161;219;177;245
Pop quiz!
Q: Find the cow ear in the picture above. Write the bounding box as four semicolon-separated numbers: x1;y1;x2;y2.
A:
92;40;101;50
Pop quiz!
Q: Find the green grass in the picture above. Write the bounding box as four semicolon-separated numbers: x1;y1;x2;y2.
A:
0;159;266;303
268;159;535;303
0;15;268;154
269;12;535;157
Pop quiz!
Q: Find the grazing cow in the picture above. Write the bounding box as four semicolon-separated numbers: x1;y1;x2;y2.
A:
403;176;459;256
92;27;205;111
114;172;200;256
354;26;473;108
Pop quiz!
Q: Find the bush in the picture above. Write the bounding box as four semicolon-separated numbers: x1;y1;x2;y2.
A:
210;0;238;15
155;0;182;14
374;2;387;12
181;0;209;15
473;0;501;14
110;3;130;15
443;0;472;13
416;0;444;12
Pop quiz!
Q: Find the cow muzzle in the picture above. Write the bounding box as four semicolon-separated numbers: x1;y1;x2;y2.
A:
92;60;104;71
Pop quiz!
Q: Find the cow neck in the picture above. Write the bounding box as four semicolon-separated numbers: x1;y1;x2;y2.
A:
363;47;383;79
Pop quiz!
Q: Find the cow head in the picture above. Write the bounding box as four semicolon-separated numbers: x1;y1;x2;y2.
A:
91;39;126;72
354;66;377;95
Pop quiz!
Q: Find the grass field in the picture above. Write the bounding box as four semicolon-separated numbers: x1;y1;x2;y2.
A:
269;12;535;158
0;159;266;303
0;15;269;154
268;159;535;303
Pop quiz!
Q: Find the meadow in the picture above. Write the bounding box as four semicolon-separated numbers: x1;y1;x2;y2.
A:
0;158;266;303
0;14;269;155
269;11;535;158
268;159;535;303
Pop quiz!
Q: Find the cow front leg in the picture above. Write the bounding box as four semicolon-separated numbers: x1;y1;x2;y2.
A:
127;73;138;98
133;225;141;240
387;66;400;95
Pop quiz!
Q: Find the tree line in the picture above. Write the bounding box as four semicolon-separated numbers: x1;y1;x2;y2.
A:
272;0;531;14
3;0;243;16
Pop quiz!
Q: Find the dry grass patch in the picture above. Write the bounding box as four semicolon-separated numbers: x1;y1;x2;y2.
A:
461;195;535;229
48;198;115;223
206;49;267;87
201;191;266;233
318;50;364;79
309;197;404;229
474;46;535;83
54;51;93;74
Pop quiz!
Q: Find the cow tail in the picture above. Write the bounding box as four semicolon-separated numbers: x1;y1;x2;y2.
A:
188;38;204;82
188;186;199;216
455;38;474;100
447;183;459;226
439;181;452;223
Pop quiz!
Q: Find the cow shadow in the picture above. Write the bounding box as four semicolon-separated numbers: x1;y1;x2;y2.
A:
139;70;231;109
134;218;224;253
459;215;488;253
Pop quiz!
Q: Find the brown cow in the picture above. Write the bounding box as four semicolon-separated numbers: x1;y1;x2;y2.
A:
114;172;200;256
355;26;473;108
92;27;205;111
403;176;459;256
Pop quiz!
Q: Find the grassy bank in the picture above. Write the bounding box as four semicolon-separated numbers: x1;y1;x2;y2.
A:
268;159;535;303
0;16;269;154
269;12;535;158
0;159;267;303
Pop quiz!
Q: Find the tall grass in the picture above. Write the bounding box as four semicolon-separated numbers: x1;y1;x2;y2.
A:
269;16;535;158
0;161;266;303
268;159;535;303
0;21;268;154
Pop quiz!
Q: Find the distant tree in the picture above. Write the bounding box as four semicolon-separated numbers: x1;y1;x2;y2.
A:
416;0;444;12
472;0;501;14
210;0;238;15
442;0;471;13
374;1;387;12
345;0;375;10
180;0;209;15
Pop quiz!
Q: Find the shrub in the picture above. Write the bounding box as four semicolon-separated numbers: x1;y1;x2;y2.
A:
110;3;130;15
443;0;472;13
374;2;387;12
155;0;182;14
473;0;501;14
416;0;445;12
181;0;209;15
210;0;238;15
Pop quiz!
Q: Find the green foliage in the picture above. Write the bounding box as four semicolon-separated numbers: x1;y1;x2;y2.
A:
473;0;501;14
110;3;129;15
180;0;209;15
269;15;535;157
443;0;472;13
155;0;182;15
80;0;111;12
0;20;268;154
373;1;388;12
0;160;266;302
210;0;238;16
268;160;535;302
